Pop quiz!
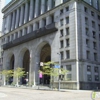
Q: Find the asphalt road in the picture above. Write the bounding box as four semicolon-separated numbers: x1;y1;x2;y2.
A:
0;87;93;100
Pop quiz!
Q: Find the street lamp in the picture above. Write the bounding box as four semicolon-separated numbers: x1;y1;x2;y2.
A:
26;72;28;85
57;53;61;91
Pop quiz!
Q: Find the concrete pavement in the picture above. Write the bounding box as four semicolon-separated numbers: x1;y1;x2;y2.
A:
0;86;93;100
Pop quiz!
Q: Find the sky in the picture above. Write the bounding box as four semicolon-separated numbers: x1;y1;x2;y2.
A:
6;0;11;4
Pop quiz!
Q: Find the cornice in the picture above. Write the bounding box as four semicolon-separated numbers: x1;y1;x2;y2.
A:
2;0;19;13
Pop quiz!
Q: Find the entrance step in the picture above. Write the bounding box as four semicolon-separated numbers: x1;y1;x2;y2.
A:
32;85;51;90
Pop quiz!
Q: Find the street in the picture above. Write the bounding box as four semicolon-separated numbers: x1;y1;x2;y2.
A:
0;87;93;100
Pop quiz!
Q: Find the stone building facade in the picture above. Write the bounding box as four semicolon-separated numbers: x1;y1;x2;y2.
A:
0;0;6;81
1;0;100;89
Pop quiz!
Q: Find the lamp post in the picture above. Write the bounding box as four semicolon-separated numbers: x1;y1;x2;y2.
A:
57;53;61;91
26;72;28;85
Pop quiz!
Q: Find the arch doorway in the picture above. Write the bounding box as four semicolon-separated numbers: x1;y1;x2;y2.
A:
22;50;30;84
9;54;14;84
40;44;51;85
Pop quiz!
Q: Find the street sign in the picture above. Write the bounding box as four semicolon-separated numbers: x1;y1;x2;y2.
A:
54;65;60;68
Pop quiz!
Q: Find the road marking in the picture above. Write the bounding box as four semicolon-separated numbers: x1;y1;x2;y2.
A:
0;93;7;98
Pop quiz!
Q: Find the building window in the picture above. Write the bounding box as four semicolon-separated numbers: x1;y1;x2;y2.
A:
93;31;96;39
93;42;97;49
11;34;14;41
86;28;89;36
66;39;70;47
2;38;5;43
94;67;98;73
66;6;69;11
85;17;88;25
86;39;89;47
60;40;64;48
87;65;91;71
66;17;69;24
51;15;54;23
86;51;90;60
30;24;33;33
36;22;39;29
67;74;71;81
60;29;63;37
66;65;71;71
60;19;63;26
84;7;88;13
95;75;99;81
43;18;46;26
60;9;63;15
99;34;100;41
98;15;100;20
20;30;22;37
60;51;64;60
66;27;69;35
24;27;27;35
66;50;70;59
94;53;97;61
92;21;95;28
8;36;10;42
61;65;63;68
87;75;92;81
98;24;100;31
15;32;18;39
91;11;94;17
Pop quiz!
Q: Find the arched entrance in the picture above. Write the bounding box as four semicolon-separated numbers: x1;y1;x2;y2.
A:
40;44;51;85
9;54;14;84
22;50;30;84
10;55;14;70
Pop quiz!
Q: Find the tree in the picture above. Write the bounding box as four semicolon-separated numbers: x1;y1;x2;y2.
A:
13;67;26;86
39;61;68;89
0;70;13;86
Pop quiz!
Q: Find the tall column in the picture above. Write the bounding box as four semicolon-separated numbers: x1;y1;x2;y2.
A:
19;5;24;26
41;0;45;14
47;0;52;10
29;0;34;21
13;53;19;83
24;2;29;23
46;16;52;25
34;0;39;18
11;11;16;30
2;18;6;34
6;14;11;33
15;8;20;28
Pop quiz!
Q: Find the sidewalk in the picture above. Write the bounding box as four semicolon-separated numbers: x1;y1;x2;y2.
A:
0;85;93;93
